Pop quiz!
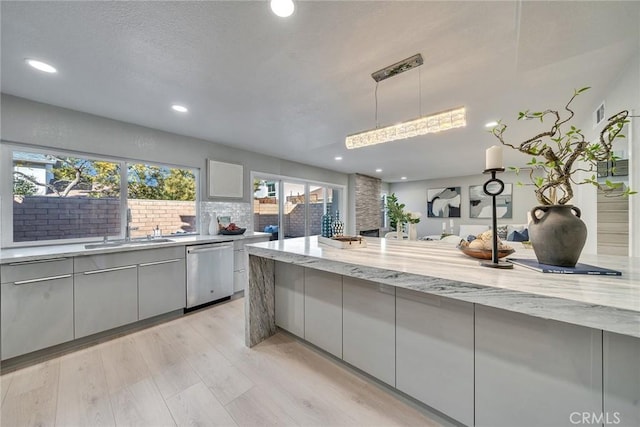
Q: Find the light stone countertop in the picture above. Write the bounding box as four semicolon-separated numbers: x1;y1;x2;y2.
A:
0;232;271;264
246;236;640;338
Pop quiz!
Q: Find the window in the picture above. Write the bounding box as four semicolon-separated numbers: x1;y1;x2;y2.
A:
127;163;196;238
12;151;122;243
6;146;197;245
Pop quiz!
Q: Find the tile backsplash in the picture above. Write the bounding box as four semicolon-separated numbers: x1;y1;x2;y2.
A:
200;201;252;234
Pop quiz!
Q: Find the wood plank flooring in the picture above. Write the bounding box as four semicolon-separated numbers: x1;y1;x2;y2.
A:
1;297;447;426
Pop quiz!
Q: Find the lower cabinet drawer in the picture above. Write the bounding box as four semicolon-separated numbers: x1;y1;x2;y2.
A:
1;276;74;359
74;266;138;338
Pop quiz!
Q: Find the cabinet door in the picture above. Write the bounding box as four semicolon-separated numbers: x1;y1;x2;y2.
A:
604;332;640;427
343;277;395;386
233;269;247;293
274;261;304;338
475;305;602;427
304;269;342;358
396;289;474;426
1;275;74;359
74;265;138;338
138;258;185;320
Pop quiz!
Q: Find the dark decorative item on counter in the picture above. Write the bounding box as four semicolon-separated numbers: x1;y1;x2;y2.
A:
332;210;344;237
491;87;636;267
321;206;333;238
219;223;246;235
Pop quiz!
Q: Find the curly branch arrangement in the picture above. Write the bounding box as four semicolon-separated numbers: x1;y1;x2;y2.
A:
491;87;635;205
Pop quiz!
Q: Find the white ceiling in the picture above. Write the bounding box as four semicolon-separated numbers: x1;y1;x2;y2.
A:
2;1;639;182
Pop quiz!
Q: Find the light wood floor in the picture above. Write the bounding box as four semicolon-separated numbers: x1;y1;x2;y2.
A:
1;297;447;427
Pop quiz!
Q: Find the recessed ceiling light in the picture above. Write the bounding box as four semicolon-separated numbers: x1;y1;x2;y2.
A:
25;59;57;73
485;121;498;128
171;104;188;113
334;156;343;161
270;0;295;17
375;168;382;173
401;176;407;180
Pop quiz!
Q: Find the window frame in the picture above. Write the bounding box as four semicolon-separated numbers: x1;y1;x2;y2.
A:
250;170;346;240
1;142;200;248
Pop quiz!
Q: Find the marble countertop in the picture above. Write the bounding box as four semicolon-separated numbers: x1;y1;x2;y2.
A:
246;236;640;338
0;232;271;264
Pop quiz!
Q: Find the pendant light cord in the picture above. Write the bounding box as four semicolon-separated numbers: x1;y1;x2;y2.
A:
374;81;379;129
418;67;422;116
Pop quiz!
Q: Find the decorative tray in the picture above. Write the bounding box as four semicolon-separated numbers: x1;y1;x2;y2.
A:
219;228;246;235
457;244;515;260
318;236;367;249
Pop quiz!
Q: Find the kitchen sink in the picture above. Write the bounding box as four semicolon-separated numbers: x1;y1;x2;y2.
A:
84;238;173;249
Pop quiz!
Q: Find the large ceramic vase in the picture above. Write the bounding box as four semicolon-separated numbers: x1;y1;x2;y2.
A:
528;205;587;267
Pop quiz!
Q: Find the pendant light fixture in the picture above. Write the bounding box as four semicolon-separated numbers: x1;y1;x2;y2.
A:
345;54;466;149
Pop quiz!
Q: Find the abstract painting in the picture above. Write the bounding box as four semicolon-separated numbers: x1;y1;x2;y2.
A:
469;184;512;218
427;187;461;218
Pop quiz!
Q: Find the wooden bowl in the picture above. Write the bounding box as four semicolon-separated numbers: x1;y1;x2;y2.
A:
457;244;515;260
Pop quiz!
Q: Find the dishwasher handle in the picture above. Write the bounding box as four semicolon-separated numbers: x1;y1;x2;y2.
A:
187;243;233;255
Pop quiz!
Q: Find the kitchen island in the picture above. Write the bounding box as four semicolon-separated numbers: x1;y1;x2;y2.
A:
245;236;640;427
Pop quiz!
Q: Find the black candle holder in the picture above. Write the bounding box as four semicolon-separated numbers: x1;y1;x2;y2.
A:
481;168;513;269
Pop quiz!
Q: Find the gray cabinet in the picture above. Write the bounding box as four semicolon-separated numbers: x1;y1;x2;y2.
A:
138;257;185;320
74;255;138;338
1;258;74;359
304;268;342;358
396;288;474;426
604;332;640;427
475;305;602;427
274;261;304;338
342;276;395;386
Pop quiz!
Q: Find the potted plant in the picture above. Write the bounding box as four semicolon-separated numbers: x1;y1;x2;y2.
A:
386;193;408;238
491;87;635;267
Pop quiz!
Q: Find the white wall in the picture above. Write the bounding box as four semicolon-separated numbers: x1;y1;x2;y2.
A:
0;95;349;202
389;172;538;238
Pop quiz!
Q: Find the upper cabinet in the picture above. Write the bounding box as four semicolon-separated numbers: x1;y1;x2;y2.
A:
207;159;243;199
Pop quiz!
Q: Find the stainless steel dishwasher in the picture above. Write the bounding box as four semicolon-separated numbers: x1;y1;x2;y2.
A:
185;242;234;309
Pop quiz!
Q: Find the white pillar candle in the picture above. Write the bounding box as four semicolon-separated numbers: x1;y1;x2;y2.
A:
486;145;503;170
442;222;446;231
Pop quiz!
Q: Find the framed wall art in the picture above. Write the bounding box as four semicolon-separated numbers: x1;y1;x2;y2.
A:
427;187;461;218
469;183;512;218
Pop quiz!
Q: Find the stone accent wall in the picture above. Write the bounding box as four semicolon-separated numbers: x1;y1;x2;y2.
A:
13;196;121;242
355;173;382;233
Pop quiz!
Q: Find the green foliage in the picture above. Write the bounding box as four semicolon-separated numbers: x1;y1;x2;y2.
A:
13;174;37;196
385;193;408;231
491;87;633;205
128;164;195;200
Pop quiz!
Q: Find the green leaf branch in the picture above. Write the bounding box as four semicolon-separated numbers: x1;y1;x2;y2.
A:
491;87;636;205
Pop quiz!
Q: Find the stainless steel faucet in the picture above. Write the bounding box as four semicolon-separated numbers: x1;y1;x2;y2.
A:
125;208;138;241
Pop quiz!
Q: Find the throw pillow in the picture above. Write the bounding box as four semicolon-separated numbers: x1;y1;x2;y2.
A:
507;229;529;242
495;225;508;240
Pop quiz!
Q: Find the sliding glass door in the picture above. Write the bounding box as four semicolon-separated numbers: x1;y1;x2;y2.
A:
252;174;344;240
